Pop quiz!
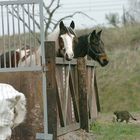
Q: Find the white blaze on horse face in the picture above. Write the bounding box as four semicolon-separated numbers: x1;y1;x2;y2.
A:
60;33;74;60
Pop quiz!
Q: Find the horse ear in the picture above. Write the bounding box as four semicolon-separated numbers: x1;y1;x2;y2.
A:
70;21;75;29
91;30;96;36
59;21;65;29
97;30;102;37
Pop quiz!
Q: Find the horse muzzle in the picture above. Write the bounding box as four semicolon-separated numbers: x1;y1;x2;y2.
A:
65;53;74;61
98;54;109;67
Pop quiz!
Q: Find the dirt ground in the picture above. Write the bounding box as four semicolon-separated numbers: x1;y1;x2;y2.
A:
57;129;96;140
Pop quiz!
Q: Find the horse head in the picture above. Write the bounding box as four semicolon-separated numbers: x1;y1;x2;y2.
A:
87;30;109;67
58;21;77;61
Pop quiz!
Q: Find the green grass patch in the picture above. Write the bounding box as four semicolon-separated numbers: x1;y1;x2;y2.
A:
96;48;140;112
91;121;140;140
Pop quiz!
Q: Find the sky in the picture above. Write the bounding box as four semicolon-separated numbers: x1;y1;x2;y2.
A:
52;0;129;29
0;0;129;36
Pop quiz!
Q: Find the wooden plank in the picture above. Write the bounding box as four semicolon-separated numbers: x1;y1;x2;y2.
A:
74;65;79;105
86;67;92;119
56;79;65;127
94;69;101;112
57;123;80;136
69;71;79;123
45;41;57;140
56;57;77;65
56;57;96;67
63;65;70;125
77;58;89;132
56;66;65;127
90;68;98;119
66;91;73;124
86;60;97;67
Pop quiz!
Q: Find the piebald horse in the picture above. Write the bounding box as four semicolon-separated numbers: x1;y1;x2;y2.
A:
0;46;30;68
19;20;77;66
19;21;77;66
47;20;77;61
0;20;77;67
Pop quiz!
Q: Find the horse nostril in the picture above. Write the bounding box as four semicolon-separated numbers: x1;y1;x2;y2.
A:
72;53;74;58
66;53;69;60
103;59;109;65
65;53;73;61
66;53;68;58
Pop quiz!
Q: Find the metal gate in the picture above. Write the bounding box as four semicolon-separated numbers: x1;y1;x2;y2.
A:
0;0;52;139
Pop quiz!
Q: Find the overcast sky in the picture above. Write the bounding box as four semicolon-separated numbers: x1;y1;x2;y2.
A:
53;0;129;29
0;0;129;35
0;0;129;29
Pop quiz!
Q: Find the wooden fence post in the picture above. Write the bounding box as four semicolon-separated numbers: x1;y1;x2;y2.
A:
77;57;89;132
45;41;57;140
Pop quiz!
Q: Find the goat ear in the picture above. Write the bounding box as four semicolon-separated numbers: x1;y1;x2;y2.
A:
91;30;96;36
97;30;102;37
70;21;75;29
59;21;65;30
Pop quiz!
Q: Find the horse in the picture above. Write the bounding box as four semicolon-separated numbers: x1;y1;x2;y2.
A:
0;51;20;68
74;29;109;67
0;83;26;140
18;20;77;66
0;45;31;68
47;20;77;61
0;20;77;68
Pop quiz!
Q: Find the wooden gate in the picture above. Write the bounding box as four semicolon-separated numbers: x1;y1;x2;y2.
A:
45;42;100;139
0;41;100;140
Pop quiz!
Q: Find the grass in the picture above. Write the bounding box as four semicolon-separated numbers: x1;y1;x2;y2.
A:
96;48;140;112
77;24;140;113
102;24;140;51
91;121;140;140
78;23;140;140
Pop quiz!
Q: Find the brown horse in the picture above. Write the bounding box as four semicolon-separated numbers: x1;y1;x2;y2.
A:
74;30;109;67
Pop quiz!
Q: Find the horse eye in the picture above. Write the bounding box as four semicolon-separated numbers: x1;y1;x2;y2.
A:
74;37;78;43
62;48;66;51
59;37;64;48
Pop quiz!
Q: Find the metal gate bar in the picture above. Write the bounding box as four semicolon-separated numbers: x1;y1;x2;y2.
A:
0;0;52;139
0;0;41;72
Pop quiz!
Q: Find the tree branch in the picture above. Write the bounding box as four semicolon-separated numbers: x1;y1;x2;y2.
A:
52;11;96;31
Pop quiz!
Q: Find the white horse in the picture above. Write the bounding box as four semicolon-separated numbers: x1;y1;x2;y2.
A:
0;83;26;140
18;20;77;66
